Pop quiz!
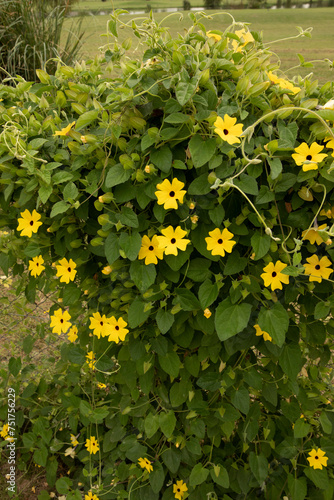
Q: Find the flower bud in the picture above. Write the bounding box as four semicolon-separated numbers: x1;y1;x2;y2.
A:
98;192;113;204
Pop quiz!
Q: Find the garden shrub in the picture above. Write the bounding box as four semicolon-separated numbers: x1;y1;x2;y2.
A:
1;9;334;500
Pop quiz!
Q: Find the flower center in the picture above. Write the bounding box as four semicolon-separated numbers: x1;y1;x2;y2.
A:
36;263;39;266
315;265;321;270
315;455;319;459
148;245;154;251
217;238;223;244
169;191;175;197
272;272;277;277
171;238;176;244
100;321;104;326
223;129;229;135
30;220;34;226
177;488;181;492
115;325;119;330
68;267;71;272
60;319;64;323
306;155;312;161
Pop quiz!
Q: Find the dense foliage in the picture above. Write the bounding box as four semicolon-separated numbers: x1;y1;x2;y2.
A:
1;9;334;500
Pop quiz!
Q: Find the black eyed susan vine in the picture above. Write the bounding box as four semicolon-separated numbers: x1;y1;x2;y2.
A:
1;9;334;500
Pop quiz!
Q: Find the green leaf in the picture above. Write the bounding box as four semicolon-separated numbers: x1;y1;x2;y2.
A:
188;135;216;168
38;185;53;203
288;475;307;500
175;78;198;106
164;113;190;124
8;357;22;376
162;448;180;473
75;110;99;131
33;445;48;467
314;301;331;320
158;351;180;378
251;233;271;260
159;411;176;438
67;345;86;365
279;344;303;379
50;201;70;218
293;418;311;438
304;467;329;490
173;288;201;311
119;232;142;260
105;233;120;265
130;261;156;292
188;173;211;195
105;164;131;188
249;452;268;485
198;279;219;309
231;386;250;415
275;173;297;193
215;298;252;341
156;309;174;334
319;412;332;434
210;466;229;488
223;250;248;275
55;477;72;495
257;303;289;347
62;284;81;306
118;206;139;228
108;18;118;37
209;205;225;226
255;186;275;204
189;463;209;487
234;174;258;195
281;266;304;276
52;171;74;184
149;461;165;493
268;157;282;179
128;298;150;328
164;245;192;271
170;379;191;407
63;182;79;201
150;146;173;173
197;372;221;392
144;413;160;439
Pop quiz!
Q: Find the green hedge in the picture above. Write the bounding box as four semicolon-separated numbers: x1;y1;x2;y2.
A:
1;10;334;500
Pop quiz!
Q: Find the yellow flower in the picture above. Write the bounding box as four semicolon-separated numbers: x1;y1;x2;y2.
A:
203;308;212;318
320;206;334;218
205;228;236;257
145;164;152;173
189;202;196;210
214;114;243;145
85;492;99;500
0;424;9;438
70;434;79;446
254;324;272;342
86;351;96;370
50;309;72;335
81;135;87;144
232;29;254;52
190;215;199;224
267;71;281;85
319;99;334;110
325;137;334;157
85;436;99;455
278;79;300;95
64;447;76;458
302;224;328;245
138;235;164;265
102;265;112;275
207;31;222;42
107;316;129;343
89;312;111;339
303;255;333;283
173;480;188;500
55;258;77;283
97;382;106;389
17;209;42;237
157;226;190;256
307;448;328;470
54;121;76;136
260;261;289;291
28;255;45;277
67;325;78;342
292;142;327;171
155;178;186;210
138;457;153;473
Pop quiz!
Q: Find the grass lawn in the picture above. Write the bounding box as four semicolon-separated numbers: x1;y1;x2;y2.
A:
69;7;334;83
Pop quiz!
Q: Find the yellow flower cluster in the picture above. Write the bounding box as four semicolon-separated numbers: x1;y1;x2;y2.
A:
267;72;300;95
89;312;129;343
